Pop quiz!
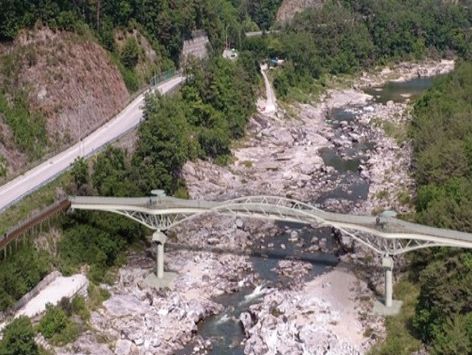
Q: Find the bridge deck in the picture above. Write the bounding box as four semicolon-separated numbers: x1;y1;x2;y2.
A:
69;196;472;252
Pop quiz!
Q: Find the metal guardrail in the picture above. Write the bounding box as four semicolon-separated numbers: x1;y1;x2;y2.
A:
149;69;178;87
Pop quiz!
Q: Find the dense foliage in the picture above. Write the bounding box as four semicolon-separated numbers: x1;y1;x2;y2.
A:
233;0;283;30
59;209;143;283
0;316;38;355
0;0;275;62
245;0;472;99
131;55;258;193
38;302;80;346
410;62;472;353
0;245;50;311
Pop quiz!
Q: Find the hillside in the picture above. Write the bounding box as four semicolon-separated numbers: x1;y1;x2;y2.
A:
0;27;130;179
0;0;274;181
276;0;325;23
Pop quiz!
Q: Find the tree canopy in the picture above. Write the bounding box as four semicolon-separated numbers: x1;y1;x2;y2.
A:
409;62;472;353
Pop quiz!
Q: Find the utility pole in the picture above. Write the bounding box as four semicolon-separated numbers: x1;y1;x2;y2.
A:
79;118;82;157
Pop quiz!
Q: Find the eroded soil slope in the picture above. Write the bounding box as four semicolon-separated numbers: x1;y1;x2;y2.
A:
276;0;325;23
0;27;129;177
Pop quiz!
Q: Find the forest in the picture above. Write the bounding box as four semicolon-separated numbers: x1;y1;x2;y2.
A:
0;0;281;64
409;62;472;354
243;0;472;100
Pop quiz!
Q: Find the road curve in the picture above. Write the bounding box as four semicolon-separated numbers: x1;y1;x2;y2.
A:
0;75;185;212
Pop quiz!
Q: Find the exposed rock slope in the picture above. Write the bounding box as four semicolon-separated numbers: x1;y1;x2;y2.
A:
276;0;325;23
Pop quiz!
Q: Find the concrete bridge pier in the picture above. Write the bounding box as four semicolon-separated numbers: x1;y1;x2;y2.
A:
152;231;167;279
143;230;176;289
374;255;402;315
383;255;393;308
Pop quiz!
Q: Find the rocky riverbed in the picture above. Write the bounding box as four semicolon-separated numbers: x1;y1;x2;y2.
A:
56;59;454;355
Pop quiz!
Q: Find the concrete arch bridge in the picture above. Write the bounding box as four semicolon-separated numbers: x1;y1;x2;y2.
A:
69;194;472;312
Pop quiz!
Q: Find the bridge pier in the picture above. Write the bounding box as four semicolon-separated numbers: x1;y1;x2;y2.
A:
383;256;393;308
152;231;167;279
374;255;402;315
143;230;177;289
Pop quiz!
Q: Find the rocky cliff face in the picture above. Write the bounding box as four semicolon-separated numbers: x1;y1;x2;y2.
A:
276;0;325;23
0;27;129;177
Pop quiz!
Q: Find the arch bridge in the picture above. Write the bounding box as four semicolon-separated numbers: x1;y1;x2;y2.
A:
69;194;472;311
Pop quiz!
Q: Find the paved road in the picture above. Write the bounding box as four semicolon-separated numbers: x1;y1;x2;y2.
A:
260;64;277;114
0;75;185;212
245;30;280;37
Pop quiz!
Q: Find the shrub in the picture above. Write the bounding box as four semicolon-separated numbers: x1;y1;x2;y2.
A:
38;304;69;339
121;67;140;92
0;316;38;355
38;304;79;346
0;156;7;177
120;37;140;69
431;313;472;355
71;296;90;321
0;245;50;311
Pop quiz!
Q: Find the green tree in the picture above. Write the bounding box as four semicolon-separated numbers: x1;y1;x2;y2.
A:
0;245;50;311
120;37;140;69
91;147;137;197
431;313;472;355
71;157;88;189
132;94;191;193
409;62;472;350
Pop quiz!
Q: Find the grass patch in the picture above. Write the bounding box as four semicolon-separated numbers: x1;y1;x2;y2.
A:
375;189;389;200
382;121;408;143
372;117;409;144
0;156;7;177
0;91;48;159
369;279;422;355
397;189;412;207
87;283;111;311
242;160;253;168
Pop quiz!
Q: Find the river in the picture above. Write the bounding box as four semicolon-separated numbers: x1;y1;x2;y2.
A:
177;74;439;355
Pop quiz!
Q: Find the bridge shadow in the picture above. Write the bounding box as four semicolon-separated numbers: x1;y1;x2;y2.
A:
160;241;386;301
